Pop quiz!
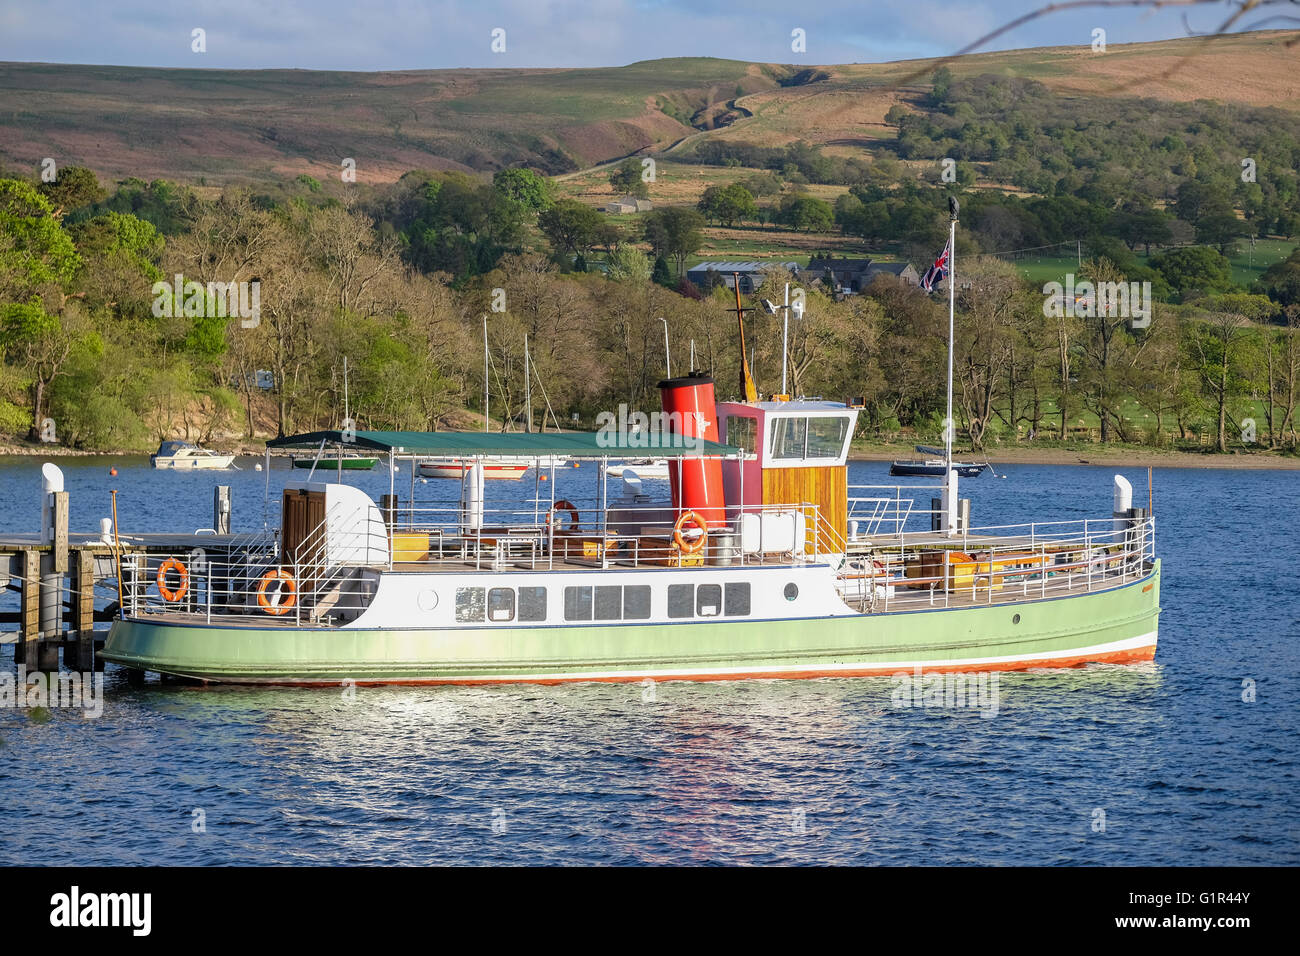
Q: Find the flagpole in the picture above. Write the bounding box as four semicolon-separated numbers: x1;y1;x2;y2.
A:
945;210;958;537
946;218;955;474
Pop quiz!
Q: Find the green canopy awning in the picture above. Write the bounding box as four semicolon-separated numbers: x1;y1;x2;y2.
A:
266;430;741;459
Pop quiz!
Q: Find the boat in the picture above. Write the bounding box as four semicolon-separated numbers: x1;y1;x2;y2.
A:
293;456;377;471
418;458;530;480
150;441;235;470
104;223;1158;686
102;378;1160;685
890;445;988;478
605;458;669;479
890;459;988;478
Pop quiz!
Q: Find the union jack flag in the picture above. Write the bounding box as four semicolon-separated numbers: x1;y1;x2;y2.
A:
919;239;951;293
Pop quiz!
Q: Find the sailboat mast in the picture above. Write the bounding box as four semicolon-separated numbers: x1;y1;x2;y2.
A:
483;313;489;434
343;355;350;423
524;333;532;433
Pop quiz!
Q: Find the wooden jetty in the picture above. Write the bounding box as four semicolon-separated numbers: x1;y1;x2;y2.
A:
1;482;236;674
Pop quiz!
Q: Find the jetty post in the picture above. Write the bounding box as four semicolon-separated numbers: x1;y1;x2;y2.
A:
214;485;231;534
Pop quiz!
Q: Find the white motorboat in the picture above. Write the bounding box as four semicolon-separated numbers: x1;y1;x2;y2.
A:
151;441;236;470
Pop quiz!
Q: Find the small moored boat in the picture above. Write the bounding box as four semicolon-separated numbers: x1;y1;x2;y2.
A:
150;441;235;470
418;458;530;480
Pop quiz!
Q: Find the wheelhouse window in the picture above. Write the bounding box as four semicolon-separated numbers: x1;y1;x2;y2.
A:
725;415;757;453
806;417;850;459
770;417;807;460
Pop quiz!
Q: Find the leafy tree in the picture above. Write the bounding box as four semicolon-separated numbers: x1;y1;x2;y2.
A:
1149;246;1235;301
36;165;106;217
1256;247;1300;307
493;168;553;210
537;199;605;259
0;301;76;439
643;207;704;279
606;245;651;282
782;195;834;233
651;255;674;287
0;179;81;302
609;158;649;198
1195;210;1244;255
698;182;757;226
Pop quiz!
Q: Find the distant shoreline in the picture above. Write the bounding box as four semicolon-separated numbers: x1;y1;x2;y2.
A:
850;445;1300;470
3;440;1298;471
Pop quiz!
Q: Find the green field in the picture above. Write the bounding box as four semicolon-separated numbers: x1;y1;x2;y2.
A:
1015;240;1297;289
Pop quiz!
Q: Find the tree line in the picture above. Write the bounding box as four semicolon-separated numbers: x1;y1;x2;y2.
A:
1;167;1296;455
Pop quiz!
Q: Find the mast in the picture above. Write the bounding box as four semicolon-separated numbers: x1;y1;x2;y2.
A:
483;313;489;434
731;273;758;402
524;333;532;433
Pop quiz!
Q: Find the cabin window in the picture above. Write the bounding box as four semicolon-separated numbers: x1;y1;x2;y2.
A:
806;417;850;459
518;586;547;622
770;417;807;459
595;585;622;621
455;587;486;623
623;585;651;620
564;586;593;621
487;588;515;622
725;582;751;616
725;415;757;453
667;583;694;619
696;584;722;617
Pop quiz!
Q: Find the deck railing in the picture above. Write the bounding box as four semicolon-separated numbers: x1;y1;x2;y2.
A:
835;513;1157;613
120;491;1157;625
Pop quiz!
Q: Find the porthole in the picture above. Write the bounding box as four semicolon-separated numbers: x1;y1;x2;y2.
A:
784;582;798;602
417;590;439;611
1012;613;1021;625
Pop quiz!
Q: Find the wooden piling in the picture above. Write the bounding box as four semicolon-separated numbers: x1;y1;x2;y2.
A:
16;549;40;666
69;549;96;671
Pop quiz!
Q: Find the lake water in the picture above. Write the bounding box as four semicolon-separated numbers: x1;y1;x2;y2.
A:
0;455;1296;865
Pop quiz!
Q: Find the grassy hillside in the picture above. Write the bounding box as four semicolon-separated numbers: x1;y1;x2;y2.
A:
2;31;1297;186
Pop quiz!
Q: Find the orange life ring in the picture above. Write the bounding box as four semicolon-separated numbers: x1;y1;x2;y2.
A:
673;511;708;554
156;557;189;602
257;569;297;615
547;499;580;532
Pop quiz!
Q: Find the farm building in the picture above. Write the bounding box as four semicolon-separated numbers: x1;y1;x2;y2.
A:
803;255;919;293
602;196;653;214
685;261;800;293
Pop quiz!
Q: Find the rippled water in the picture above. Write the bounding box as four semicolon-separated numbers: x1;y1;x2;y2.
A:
0;456;1296;865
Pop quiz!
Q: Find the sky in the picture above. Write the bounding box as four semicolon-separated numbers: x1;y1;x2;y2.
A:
0;0;1270;70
